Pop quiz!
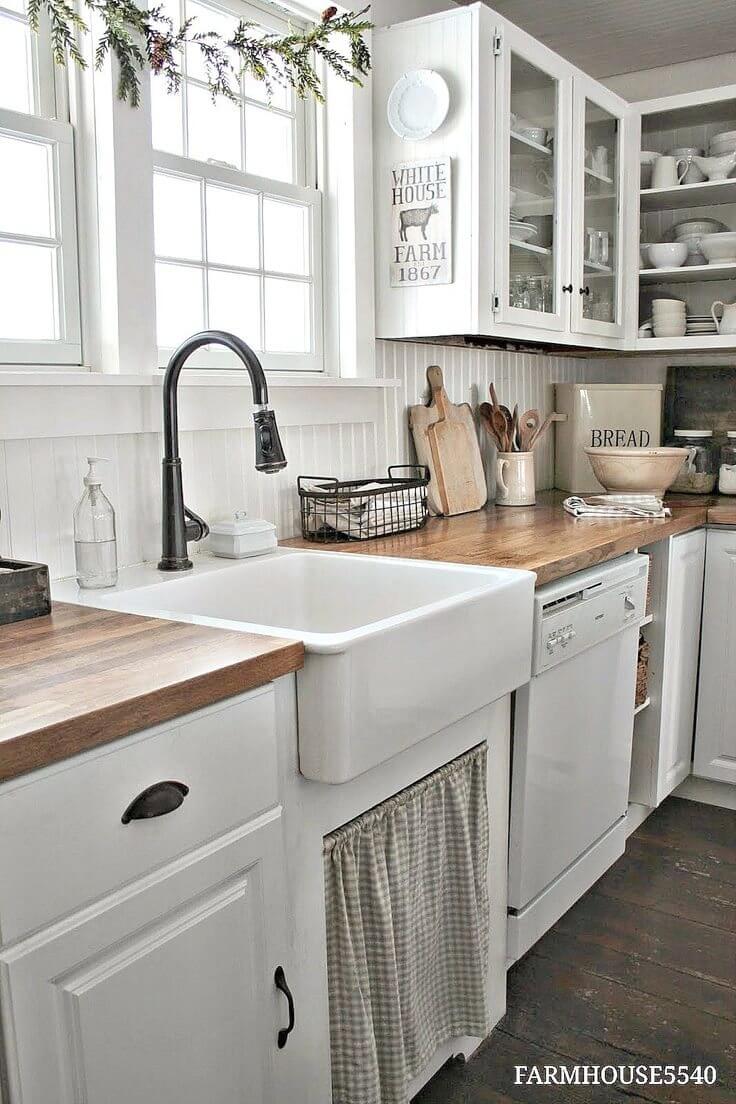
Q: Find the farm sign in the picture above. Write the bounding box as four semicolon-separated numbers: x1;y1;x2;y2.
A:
389;156;452;288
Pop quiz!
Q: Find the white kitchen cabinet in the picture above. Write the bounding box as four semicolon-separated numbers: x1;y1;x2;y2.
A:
571;76;628;340
694;528;736;784
373;3;633;350
0;688;305;1104
0;812;291;1104
629;530;706;807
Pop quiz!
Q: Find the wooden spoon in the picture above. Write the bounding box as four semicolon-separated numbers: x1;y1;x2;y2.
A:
519;409;541;452
528;412;554;450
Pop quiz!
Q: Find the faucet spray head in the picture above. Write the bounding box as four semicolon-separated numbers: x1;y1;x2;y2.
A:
253;408;287;473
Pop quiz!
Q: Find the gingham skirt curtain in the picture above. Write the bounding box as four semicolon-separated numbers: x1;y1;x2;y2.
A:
323;744;490;1104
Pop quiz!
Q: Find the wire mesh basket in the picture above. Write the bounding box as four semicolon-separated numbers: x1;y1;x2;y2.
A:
298;466;430;543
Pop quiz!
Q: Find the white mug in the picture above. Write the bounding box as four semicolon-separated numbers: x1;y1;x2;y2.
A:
496;452;536;507
711;300;736;335
651;155;688;189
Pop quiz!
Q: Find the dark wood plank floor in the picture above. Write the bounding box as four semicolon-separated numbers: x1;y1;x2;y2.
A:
413;797;736;1104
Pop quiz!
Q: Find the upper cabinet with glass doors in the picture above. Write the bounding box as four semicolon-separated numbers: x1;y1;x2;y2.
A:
570;77;628;339
372;2;633;352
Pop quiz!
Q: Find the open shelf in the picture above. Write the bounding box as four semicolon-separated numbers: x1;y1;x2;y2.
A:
639;261;736;284
635;332;736;351
640;176;736;212
510;130;551;156
510;238;551;256
634;697;651;717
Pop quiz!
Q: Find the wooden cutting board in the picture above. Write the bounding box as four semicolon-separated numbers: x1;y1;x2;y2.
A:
409;365;487;516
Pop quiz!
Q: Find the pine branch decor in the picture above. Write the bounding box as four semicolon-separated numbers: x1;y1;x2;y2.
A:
27;0;372;107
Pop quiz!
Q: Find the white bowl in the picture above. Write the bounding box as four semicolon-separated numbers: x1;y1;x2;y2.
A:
585;448;689;496
672;218;728;238
510;223;537;243
701;232;736;263
647;242;688;268
514;118;547;145
709;129;736;155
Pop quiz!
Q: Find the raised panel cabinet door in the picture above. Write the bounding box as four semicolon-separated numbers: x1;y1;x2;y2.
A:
657;529;706;801
0;812;290;1104
695;528;736;784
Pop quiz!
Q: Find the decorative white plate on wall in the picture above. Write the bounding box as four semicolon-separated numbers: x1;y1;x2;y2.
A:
387;70;450;141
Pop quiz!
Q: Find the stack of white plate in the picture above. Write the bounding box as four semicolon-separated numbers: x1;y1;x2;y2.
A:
708;129;736;157
510;216;538;244
686;315;718;335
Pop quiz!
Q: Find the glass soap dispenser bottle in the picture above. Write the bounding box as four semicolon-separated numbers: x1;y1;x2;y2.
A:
74;457;118;588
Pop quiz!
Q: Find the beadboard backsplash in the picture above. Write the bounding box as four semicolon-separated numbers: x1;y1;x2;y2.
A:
1;345;622;579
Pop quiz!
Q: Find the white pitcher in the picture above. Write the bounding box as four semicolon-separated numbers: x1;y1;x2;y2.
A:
651;155;688;189
711;299;736;335
496;452;536;507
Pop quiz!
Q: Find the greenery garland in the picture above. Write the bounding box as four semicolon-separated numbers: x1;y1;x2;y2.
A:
27;1;372;106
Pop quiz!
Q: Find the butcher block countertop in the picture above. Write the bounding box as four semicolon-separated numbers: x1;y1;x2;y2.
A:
284;490;731;586
0;602;304;783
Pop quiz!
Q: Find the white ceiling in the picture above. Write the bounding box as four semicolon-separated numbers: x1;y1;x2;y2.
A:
470;0;736;78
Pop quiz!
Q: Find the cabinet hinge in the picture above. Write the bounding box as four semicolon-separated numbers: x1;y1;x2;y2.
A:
493;30;503;56
492;293;501;314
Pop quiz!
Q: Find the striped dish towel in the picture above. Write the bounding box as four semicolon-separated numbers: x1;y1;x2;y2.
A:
563;495;671;519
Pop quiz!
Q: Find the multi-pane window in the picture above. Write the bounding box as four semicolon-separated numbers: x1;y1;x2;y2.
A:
0;0;37;115
151;0;322;370
0;2;81;364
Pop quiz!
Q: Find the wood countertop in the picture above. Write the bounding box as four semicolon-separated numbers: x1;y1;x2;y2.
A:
284;490;725;587
0;602;304;783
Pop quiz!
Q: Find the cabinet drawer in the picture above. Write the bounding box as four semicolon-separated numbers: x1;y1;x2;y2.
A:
0;686;277;943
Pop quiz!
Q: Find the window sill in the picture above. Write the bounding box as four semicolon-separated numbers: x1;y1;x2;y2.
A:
0;370;399;388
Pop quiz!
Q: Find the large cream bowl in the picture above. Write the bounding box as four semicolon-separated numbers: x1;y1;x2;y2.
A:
584;447;688;496
700;232;736;264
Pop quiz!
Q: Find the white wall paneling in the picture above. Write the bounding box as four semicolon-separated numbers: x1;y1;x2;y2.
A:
0;343;600;578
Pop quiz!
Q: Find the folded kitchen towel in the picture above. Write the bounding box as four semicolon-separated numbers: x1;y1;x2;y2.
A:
563;494;671;519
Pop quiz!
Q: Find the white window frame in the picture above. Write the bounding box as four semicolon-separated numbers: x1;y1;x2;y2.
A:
154;152;323;372
0;107;82;366
150;0;324;372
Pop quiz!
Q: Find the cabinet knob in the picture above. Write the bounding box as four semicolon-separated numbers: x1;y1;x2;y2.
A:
562;284;573;293
121;780;189;824
274;965;295;1048
580;286;591;296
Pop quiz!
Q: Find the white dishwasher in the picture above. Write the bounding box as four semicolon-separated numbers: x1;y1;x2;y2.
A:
507;552;648;962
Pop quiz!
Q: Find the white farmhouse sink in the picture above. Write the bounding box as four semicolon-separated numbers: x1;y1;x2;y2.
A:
55;550;534;783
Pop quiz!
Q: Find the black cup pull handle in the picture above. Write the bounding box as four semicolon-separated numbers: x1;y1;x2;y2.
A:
121;781;189;824
274;966;295;1048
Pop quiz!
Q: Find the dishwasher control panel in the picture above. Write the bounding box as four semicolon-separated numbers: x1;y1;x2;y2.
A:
533;554;649;674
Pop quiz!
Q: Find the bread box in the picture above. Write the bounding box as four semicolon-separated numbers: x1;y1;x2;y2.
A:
555;383;664;493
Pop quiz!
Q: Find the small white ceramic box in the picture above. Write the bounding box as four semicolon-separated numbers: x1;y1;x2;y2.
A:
555;383;663;493
208;512;277;558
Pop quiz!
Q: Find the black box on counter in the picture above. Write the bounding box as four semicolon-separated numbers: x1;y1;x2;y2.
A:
0;559;51;626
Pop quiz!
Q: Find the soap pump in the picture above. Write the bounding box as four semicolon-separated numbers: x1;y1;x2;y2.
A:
73;457;118;588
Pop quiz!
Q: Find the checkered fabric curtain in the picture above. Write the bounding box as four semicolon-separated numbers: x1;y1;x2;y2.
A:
323;743;490;1104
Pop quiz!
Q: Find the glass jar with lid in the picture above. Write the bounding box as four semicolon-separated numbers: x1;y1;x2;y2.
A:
666;429;718;494
719;432;736;495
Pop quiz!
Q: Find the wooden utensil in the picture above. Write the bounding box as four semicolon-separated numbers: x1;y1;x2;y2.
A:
480;403;506;451
409;366;487;515
529;412;555;450
519;409;541;452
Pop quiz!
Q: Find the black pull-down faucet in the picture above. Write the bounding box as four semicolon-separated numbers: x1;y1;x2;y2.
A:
158;330;287;571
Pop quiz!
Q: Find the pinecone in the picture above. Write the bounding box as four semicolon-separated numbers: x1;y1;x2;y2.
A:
321;6;338;22
150;33;168;73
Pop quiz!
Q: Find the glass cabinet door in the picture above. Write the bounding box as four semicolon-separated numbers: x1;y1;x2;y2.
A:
497;27;571;332
572;79;627;337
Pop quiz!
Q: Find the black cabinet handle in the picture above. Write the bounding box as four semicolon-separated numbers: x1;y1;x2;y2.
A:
562;284;573;293
274;966;295;1048
580;285;590;296
121;781;189;824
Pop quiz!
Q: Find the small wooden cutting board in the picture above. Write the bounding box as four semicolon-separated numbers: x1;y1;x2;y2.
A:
409;365;487;515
